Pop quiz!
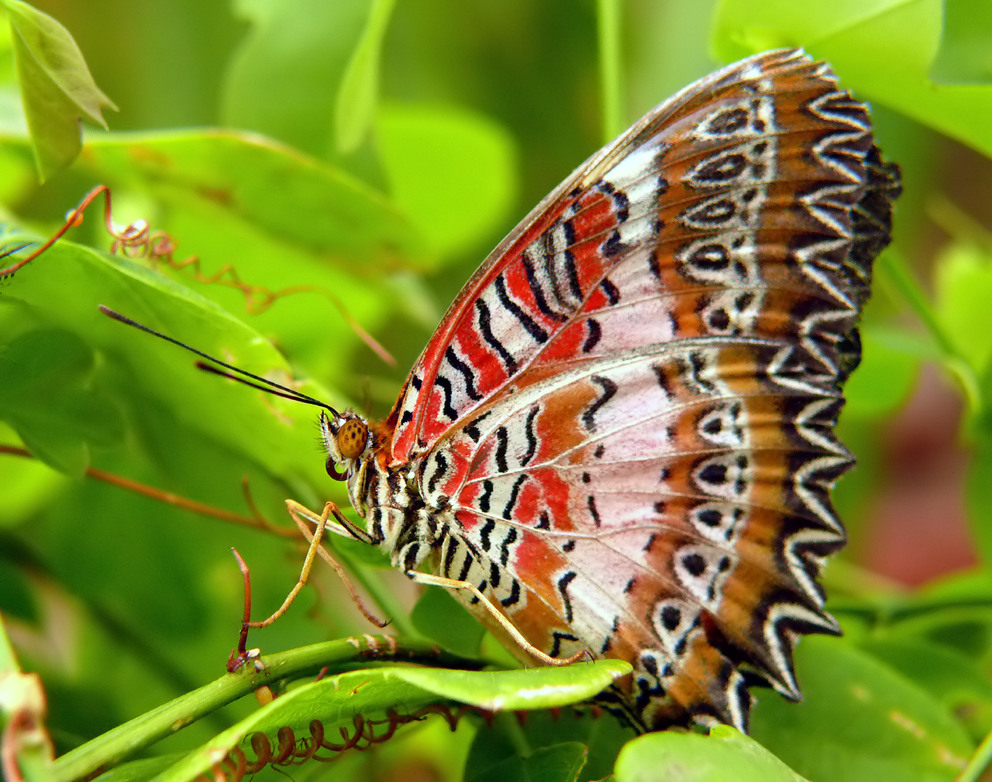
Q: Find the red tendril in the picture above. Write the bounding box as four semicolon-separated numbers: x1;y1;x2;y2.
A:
200;705;491;780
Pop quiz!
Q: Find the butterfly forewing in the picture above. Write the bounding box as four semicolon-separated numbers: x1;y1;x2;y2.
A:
355;49;898;731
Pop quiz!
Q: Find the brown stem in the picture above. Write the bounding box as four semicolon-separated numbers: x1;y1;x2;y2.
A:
0;444;297;538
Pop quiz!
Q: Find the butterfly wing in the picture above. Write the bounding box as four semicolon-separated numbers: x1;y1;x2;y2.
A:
386;49;899;730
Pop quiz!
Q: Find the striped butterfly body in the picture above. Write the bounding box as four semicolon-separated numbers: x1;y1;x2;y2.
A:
320;49;899;731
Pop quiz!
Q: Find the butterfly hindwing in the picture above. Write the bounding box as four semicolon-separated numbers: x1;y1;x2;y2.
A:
416;336;845;728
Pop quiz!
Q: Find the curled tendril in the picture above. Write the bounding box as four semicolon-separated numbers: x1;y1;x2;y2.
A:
200;704;491;781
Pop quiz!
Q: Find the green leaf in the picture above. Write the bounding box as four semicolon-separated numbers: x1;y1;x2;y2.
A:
0;242;323;483
930;0;992;84
0;328;123;474
843;326;920;418
0;128;432;401
335;0;395;154
615;727;806;782
860;636;992;740
73;131;425;270
466;705;634;782
711;0;992;157
411;585;486;658
0;611;22;675
0;0;115;180
377;103;517;258
221;0;374;159
750;638;973;782
0;429;66;529
876;249;981;413
393;660;631;712
86;755;179;782
865;571;992;661
935;242;992;381
470;742;588;782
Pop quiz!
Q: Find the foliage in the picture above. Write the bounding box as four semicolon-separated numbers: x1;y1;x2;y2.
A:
0;0;990;780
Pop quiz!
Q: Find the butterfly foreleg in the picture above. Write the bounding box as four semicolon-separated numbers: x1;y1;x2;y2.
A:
406;569;587;667
247;499;387;629
287;498;375;545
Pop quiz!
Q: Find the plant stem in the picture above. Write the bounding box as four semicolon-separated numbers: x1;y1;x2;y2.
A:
596;0;624;143
958;726;992;782
51;636;477;782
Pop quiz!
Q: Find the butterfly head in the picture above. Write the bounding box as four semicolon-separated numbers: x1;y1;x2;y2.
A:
320;409;370;481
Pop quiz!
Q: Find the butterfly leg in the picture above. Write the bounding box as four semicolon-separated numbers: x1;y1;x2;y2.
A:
227;548;265;674
406;570;588;667
246;500;388;629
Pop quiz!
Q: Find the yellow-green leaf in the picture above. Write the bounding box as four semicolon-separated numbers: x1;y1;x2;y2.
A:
1;0;116;180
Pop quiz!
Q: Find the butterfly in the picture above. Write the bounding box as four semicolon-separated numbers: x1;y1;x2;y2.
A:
95;47;895;734
304;48;901;732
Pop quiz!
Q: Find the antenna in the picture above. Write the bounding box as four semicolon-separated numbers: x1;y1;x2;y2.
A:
98;305;339;416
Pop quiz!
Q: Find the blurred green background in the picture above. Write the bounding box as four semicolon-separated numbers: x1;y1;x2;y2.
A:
1;0;991;780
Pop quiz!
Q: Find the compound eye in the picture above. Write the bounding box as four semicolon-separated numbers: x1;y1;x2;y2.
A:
336;418;369;460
